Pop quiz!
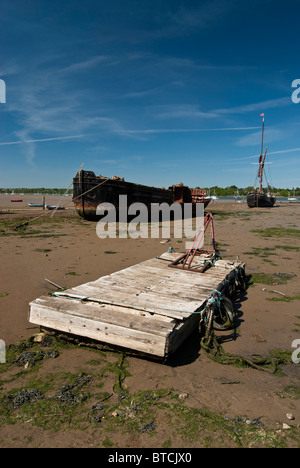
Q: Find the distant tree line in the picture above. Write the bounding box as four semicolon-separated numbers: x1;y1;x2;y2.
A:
0;188;73;195
195;185;300;197
1;185;299;197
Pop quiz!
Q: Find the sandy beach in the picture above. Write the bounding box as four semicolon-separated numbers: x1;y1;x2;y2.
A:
0;195;299;448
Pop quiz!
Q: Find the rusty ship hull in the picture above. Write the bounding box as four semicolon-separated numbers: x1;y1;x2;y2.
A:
73;170;211;221
246;191;276;208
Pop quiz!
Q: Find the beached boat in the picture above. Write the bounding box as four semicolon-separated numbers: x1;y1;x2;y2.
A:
247;116;276;208
11;199;23;202
247;191;275;208
28;203;44;207
73;170;211;221
46;205;65;210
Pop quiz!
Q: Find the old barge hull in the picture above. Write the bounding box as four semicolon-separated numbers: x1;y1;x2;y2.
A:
28;251;244;359
73;170;211;221
247;192;276;208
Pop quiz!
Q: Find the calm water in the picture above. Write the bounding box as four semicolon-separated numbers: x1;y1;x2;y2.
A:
213;197;299;203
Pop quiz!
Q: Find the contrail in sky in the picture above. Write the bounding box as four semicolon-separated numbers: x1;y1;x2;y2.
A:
0;135;85;146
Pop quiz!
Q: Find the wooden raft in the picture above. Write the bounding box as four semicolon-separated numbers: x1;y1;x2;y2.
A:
28;251;243;358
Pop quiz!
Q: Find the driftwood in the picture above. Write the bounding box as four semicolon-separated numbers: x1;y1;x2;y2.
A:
45;278;64;290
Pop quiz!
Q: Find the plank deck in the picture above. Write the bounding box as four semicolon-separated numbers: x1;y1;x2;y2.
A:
28;251;244;358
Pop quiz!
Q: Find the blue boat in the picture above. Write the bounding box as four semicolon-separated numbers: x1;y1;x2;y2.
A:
46;205;65;210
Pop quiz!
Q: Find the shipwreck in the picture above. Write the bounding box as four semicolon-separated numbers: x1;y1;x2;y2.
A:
72;170;211;221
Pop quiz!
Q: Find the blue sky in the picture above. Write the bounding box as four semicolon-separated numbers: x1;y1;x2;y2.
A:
0;0;300;189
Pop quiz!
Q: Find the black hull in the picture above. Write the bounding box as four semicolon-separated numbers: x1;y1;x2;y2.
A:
73;170;211;220
247;192;276;208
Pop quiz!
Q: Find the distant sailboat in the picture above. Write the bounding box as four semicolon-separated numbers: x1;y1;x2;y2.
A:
234;190;242;203
205;189;218;201
288;189;298;203
247;115;276;208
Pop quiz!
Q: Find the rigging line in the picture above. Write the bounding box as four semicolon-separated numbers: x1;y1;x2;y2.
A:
50;162;84;218
14;165;110;229
71;176;109;203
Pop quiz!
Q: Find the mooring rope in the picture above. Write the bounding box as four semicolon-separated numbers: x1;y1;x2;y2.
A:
13;176;110;230
199;266;291;374
200;328;289;374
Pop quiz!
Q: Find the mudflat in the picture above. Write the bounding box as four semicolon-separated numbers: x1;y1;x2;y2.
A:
0;195;299;448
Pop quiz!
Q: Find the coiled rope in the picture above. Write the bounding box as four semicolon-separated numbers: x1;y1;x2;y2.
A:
199;266;290;374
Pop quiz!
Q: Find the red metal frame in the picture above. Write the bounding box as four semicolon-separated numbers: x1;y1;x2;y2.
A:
168;212;217;273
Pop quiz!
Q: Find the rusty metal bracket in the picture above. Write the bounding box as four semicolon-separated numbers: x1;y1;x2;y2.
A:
168;212;219;273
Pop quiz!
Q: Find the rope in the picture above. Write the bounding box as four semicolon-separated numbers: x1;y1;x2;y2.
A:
14;175;110;230
200;329;288;374
199;267;289;374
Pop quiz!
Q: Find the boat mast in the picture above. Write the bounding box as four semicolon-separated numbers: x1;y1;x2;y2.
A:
258;114;265;194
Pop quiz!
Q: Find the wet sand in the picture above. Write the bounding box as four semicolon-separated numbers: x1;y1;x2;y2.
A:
0;195;299;447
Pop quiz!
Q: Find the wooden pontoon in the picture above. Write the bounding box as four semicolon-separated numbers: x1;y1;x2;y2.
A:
28;251;244;359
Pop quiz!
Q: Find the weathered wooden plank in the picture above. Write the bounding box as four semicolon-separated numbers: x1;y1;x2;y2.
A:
57;258;225;319
30;296;175;335
80;274;212;302
167;314;200;355
63;267;206;319
54;289;191;320
74;262;224;291
65;282;206;314
29;299;169;357
126;290;205;312
53;291;177;323
143;259;241;278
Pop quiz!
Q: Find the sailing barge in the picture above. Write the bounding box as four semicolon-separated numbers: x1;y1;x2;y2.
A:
247;116;276;208
73;170;211;220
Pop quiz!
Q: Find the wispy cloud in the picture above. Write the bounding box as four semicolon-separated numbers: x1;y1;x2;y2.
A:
0;135;85;146
169;0;237;31
3;42;295;172
59;56;115;74
268;147;300;156
152;96;291;123
123;126;261;135
0;62;19;77
155;104;217;119
122;87;161;99
214;96;291;115
235;128;285;147
229;147;300;162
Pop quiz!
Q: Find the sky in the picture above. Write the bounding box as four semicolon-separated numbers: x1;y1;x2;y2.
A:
0;0;300;189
